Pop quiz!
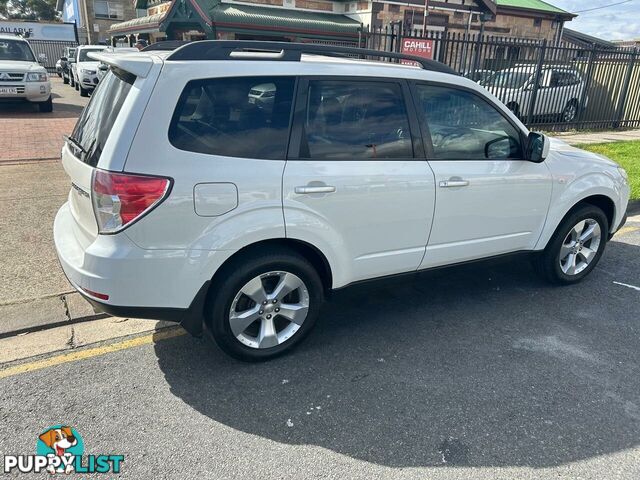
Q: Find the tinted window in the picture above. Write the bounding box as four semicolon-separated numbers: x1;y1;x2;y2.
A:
301;80;412;159
169;76;295;160
414;84;523;160
70;68;135;166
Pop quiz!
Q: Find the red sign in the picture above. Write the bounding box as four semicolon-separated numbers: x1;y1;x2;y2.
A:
400;39;434;65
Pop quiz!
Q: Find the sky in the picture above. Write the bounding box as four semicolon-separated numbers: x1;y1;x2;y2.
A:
551;0;640;41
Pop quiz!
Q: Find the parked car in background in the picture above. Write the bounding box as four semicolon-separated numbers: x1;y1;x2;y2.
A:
463;69;494;84
60;46;76;85
0;34;52;112
54;41;629;362
95;47;138;83
71;45;109;96
481;66;586;122
55;58;62;77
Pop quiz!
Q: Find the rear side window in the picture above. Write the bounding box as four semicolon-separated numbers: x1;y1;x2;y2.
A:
301;80;413;159
70;68;135;167
169;76;295;160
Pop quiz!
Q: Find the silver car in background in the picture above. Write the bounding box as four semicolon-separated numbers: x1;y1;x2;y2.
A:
482;66;586;122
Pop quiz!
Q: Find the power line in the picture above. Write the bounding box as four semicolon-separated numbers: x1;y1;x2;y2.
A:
572;0;634;14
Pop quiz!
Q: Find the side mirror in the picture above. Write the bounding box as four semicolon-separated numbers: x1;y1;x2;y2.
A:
525;132;549;163
98;64;108;71
60;56;68;62
485;136;513;159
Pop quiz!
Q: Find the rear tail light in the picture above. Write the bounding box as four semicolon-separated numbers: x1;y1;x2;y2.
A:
92;170;171;234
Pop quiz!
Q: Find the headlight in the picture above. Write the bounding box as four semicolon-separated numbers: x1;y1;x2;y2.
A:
81;69;96;75
25;72;48;82
618;167;629;182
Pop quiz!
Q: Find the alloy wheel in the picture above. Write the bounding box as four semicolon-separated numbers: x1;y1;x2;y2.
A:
559;218;601;275
229;271;310;349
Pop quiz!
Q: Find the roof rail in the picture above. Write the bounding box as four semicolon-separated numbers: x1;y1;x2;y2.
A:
166;40;458;75
142;40;191;52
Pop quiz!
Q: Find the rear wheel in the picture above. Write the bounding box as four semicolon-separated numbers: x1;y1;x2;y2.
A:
207;250;323;361
70;75;75;87
562;100;578;123
80;86;89;97
38;96;53;113
63;74;69;85
536;205;608;285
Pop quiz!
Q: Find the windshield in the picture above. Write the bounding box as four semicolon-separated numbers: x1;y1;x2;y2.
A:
79;48;105;62
70;68;135;166
482;71;532;89
0;40;35;62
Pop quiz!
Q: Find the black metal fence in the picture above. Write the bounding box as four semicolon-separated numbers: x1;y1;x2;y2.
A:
360;26;640;132
29;40;79;74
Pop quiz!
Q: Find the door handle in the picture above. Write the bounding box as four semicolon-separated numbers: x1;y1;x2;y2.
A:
439;179;469;188
295;185;336;194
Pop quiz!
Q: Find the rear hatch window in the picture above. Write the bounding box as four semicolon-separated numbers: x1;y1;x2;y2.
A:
63;67;136;241
68;68;135;167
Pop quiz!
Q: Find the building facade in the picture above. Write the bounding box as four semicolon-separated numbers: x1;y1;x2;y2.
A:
57;0;138;44
107;0;574;46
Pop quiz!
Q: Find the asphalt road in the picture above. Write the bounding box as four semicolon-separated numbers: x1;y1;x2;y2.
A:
0;214;638;479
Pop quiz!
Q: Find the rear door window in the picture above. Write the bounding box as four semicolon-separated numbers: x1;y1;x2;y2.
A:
300;80;413;159
169;76;295;160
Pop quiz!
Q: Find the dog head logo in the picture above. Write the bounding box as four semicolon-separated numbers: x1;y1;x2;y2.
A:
36;425;84;474
39;427;77;456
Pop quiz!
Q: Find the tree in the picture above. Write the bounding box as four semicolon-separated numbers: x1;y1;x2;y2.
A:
0;0;60;22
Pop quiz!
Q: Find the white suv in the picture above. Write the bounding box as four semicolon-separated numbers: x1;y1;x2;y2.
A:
70;45;109;97
0;35;52;112
54;41;629;361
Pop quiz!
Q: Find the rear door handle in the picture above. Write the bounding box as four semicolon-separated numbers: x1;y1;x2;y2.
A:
295;185;336;194
439;179;469;188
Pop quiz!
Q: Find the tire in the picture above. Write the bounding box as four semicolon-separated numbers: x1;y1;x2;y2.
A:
80;86;89;97
206;249;324;361
536;205;608;285
562;100;578;123
38;96;53;113
70;75;74;87
63;74;69;85
75;81;79;91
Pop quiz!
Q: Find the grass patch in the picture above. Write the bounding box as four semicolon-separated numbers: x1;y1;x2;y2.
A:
577;140;640;201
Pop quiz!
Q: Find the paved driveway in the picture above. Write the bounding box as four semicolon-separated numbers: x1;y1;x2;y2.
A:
0;77;87;163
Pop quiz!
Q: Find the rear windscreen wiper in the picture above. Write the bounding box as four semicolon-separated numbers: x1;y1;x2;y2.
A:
64;135;88;157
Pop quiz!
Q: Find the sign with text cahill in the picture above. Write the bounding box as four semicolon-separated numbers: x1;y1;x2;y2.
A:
400;39;434;65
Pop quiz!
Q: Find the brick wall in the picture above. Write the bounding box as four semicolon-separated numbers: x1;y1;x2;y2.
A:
83;0;137;44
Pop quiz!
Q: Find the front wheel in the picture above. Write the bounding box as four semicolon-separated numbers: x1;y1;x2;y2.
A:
79;86;89;97
207;250;324;361
536;205;608;285
63;74;69;85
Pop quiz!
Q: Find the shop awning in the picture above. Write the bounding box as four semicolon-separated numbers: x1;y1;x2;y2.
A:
109;12;166;34
209;3;362;37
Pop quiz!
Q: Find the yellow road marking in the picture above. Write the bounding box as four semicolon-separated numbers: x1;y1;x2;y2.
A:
615;226;638;236
0;327;186;380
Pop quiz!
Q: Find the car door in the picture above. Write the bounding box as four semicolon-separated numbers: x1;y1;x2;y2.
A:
411;82;553;269
282;78;436;287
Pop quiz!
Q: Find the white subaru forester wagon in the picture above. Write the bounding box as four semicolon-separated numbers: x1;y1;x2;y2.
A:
54;41;630;361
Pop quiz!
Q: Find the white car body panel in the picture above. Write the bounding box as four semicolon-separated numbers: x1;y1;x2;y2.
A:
53;50;629;313
421;159;552;268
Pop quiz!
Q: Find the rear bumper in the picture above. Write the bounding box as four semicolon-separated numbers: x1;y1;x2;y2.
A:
54;202;227;335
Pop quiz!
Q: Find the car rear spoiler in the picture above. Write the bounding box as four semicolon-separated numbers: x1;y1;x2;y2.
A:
87;51;153;78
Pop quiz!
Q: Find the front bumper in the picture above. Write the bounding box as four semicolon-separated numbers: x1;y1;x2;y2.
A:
80;74;99;90
0;82;51;103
